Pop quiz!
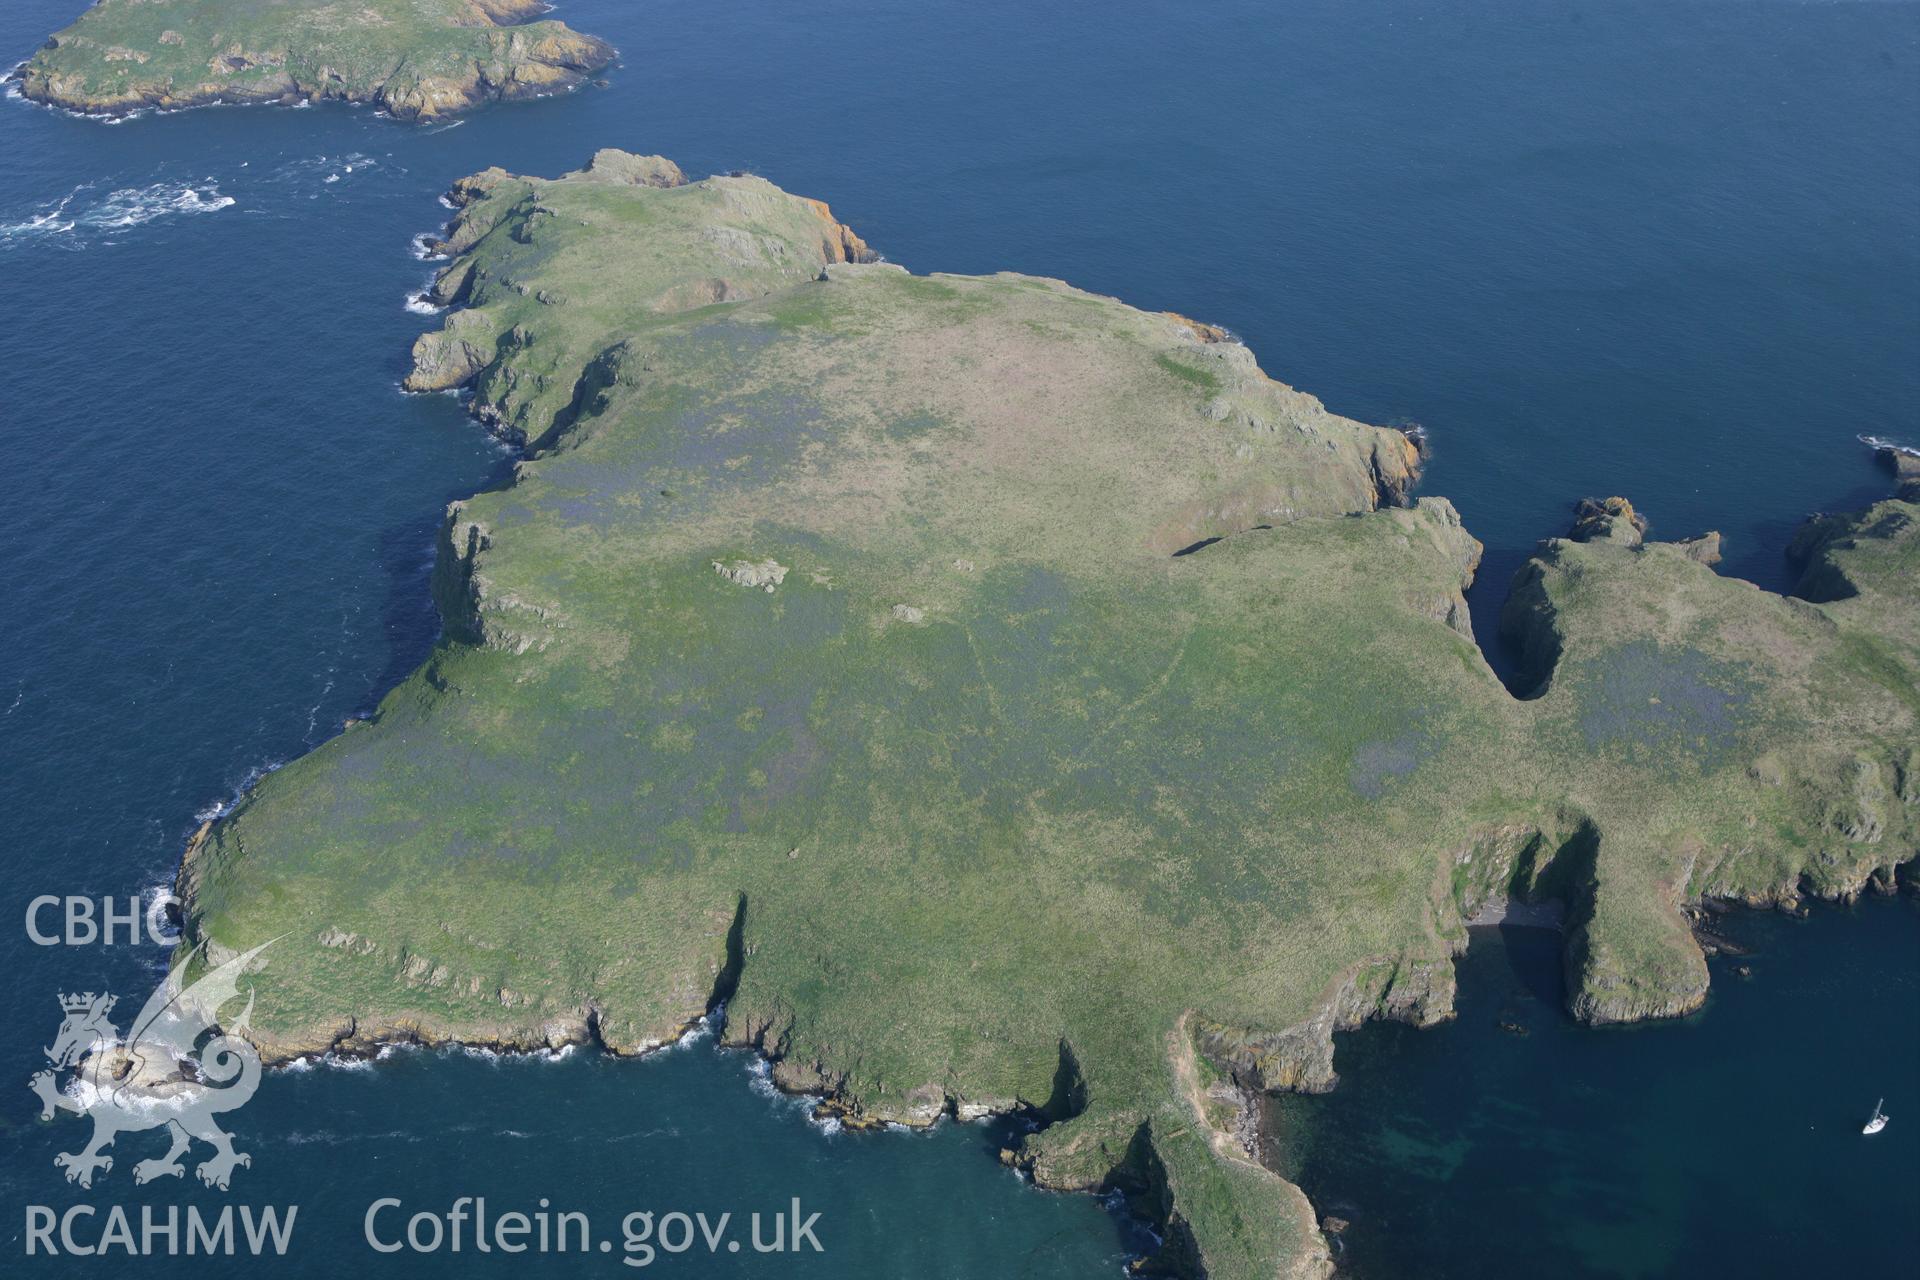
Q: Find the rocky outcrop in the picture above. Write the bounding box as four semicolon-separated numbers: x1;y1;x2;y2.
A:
1568;495;1648;546
1368;430;1424;509
573;150;687;189
403;311;496;393
798;196;878;265
1673;530;1723;564
1871;439;1920;497
1162;312;1235;344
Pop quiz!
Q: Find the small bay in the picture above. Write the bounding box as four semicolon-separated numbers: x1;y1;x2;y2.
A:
1266;899;1920;1278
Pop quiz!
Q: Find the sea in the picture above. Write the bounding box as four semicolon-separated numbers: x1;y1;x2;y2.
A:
0;1;1914;1275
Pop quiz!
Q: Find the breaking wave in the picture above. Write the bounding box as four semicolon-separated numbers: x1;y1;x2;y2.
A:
1859;433;1918;458
454;1041;584;1065
0;180;234;249
193;758;285;823
91;182;234;228
275;151;381;186
745;1058;844;1136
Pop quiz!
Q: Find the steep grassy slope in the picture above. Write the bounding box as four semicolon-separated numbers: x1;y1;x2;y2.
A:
176;154;1918;1278
15;0;612;119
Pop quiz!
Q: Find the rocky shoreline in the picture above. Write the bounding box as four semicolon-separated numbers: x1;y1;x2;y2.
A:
179;788;1918;1280
12;0;614;122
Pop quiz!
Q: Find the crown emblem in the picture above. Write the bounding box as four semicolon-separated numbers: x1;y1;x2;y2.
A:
36;941;275;1191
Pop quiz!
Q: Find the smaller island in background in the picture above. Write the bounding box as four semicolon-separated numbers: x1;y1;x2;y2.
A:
12;0;614;121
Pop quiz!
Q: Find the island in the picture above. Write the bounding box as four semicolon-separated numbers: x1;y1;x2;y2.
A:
13;0;613;120
172;152;1918;1278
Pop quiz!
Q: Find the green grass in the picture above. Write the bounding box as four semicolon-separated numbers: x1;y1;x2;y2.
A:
178;154;1920;1280
1155;351;1224;396
17;0;614;119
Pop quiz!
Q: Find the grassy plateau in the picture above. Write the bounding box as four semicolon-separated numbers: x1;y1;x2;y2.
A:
174;153;1918;1278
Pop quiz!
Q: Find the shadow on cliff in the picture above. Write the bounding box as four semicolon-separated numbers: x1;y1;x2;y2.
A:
367;451;519;707
1494;922;1567;1008
1459;471;1897;700
1721;476;1892;596
1463;544;1533;695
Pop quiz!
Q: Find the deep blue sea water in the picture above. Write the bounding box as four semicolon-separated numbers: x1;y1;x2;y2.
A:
1268;899;1920;1279
0;0;1914;1275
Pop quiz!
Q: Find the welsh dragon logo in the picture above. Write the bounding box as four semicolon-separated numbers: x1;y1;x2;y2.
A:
30;940;274;1190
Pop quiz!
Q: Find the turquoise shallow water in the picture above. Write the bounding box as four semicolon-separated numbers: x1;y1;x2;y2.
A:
1;0;1915;1275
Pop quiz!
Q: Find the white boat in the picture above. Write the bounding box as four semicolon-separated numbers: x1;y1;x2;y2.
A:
1864;1099;1889;1136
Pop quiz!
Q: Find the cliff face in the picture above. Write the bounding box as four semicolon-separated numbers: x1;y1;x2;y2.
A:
1196;953;1459;1097
14;0;614;120
173;154;1918;1280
